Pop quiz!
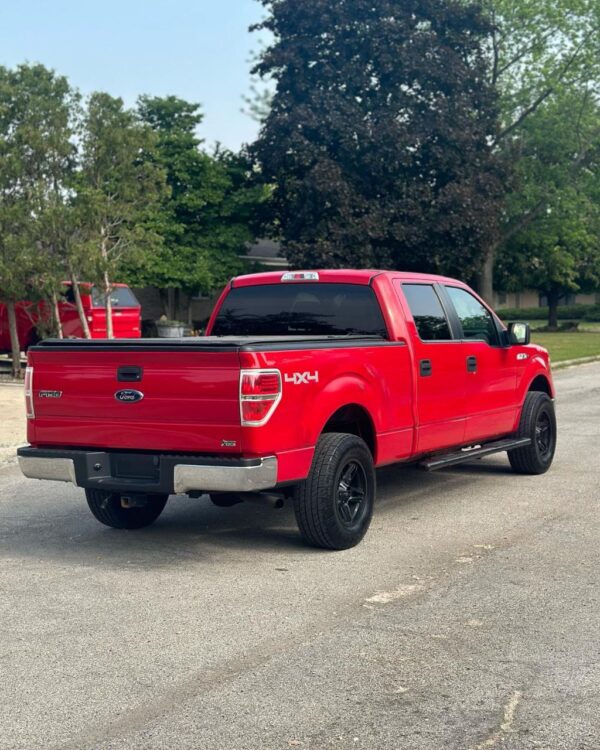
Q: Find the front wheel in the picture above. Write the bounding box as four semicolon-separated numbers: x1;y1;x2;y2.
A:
508;392;557;475
293;433;375;550
85;489;168;529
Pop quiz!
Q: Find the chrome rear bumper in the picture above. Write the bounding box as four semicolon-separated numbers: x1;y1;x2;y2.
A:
173;457;277;494
17;447;278;495
19;455;77;485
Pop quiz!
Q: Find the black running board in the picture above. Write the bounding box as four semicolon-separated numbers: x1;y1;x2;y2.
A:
419;438;531;472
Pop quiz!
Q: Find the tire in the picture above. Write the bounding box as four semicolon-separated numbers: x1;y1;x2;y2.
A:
293;432;375;550
508;392;557;475
209;493;243;507
85;489;168;529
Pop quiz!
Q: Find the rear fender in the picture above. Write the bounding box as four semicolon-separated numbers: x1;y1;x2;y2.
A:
309;373;381;459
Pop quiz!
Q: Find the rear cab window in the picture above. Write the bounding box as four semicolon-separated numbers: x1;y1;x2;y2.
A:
91;287;140;309
211;283;388;337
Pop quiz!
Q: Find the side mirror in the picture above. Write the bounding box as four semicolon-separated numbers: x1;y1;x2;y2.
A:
508;322;530;346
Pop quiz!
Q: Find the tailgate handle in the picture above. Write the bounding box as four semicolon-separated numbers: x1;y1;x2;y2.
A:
117;366;143;382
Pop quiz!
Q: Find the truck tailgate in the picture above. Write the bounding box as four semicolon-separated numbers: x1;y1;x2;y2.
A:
27;347;243;453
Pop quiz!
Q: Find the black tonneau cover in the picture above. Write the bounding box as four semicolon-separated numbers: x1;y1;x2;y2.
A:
32;335;389;353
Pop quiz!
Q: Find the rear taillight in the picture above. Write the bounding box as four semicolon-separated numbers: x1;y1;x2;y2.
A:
240;369;282;427
24;366;34;419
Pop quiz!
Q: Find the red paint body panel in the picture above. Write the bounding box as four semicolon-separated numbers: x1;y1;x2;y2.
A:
0;283;140;353
25;270;554;487
27;349;242;454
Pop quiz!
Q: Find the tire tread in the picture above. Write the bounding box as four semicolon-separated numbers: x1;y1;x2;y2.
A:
508;392;556;475
293;433;374;550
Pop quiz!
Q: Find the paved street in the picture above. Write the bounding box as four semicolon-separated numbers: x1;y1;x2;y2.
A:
1;363;599;750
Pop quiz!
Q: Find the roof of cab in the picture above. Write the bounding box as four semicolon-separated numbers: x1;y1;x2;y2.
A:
231;269;463;287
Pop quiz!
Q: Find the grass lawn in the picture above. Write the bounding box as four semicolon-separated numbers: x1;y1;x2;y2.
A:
531;331;600;362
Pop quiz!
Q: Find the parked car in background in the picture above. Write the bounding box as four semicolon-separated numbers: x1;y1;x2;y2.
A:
0;283;141;354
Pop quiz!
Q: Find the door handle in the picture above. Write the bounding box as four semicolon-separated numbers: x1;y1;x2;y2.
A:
420;359;432;377
466;356;477;373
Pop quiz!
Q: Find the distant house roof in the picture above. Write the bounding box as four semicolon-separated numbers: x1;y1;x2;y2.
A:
244;239;288;268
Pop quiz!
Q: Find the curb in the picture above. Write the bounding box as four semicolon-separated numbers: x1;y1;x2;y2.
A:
553;355;600;370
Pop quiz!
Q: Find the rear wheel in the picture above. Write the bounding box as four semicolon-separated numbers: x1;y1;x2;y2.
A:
508;392;557;475
85;489;168;529
293;433;375;550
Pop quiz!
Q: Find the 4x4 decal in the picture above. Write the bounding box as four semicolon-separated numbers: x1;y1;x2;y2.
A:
284;371;319;385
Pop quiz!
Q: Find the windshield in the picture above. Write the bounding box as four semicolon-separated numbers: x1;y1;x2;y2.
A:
211;283;388;337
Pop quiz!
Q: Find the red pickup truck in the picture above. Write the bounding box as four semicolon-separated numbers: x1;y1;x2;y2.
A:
0;282;141;354
18;270;556;550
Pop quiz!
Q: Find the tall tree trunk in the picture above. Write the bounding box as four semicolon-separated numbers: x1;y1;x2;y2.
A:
69;269;91;339
50;291;64;339
167;288;176;320
158;289;169;318
547;289;560;330
475;246;496;304
6;301;22;379
100;227;114;339
104;271;114;339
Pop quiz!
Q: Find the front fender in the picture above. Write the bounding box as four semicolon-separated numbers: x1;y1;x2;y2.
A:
517;351;555;406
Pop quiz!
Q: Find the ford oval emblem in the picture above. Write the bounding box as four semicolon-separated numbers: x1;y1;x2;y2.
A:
115;389;144;403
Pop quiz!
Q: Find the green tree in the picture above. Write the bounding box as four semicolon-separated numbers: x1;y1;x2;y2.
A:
250;0;505;280
476;0;600;300
10;65;83;339
76;92;167;337
495;91;600;327
134;95;267;322
0;64;75;374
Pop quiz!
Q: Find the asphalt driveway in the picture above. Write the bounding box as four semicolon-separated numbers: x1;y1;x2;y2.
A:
1;363;599;750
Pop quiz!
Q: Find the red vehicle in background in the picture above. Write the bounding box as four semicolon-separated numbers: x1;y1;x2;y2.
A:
0;283;141;353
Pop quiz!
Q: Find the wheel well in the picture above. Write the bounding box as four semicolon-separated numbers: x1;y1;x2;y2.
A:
322;404;376;458
528;375;552;396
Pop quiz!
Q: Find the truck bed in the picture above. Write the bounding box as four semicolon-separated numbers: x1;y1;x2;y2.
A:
26;335;395;457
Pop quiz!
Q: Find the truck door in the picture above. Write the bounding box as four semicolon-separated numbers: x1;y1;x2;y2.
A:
394;282;466;454
441;285;517;443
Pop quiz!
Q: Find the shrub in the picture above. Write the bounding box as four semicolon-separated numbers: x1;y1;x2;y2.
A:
498;304;600;322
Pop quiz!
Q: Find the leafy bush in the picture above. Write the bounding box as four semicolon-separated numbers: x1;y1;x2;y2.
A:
498;304;600;322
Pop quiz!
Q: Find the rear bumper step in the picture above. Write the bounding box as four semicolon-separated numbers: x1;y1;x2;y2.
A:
419;438;531;471
17;447;278;495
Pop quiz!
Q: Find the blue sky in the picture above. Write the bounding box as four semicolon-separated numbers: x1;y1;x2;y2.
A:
0;0;268;150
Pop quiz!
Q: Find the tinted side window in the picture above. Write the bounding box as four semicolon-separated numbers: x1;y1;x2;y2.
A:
402;284;452;341
211;283;388;337
445;286;499;345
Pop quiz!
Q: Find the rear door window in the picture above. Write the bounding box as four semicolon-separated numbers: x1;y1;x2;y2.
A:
211;283;388;337
401;284;452;341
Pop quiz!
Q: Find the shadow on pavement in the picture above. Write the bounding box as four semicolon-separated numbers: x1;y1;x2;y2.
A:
0;454;515;568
